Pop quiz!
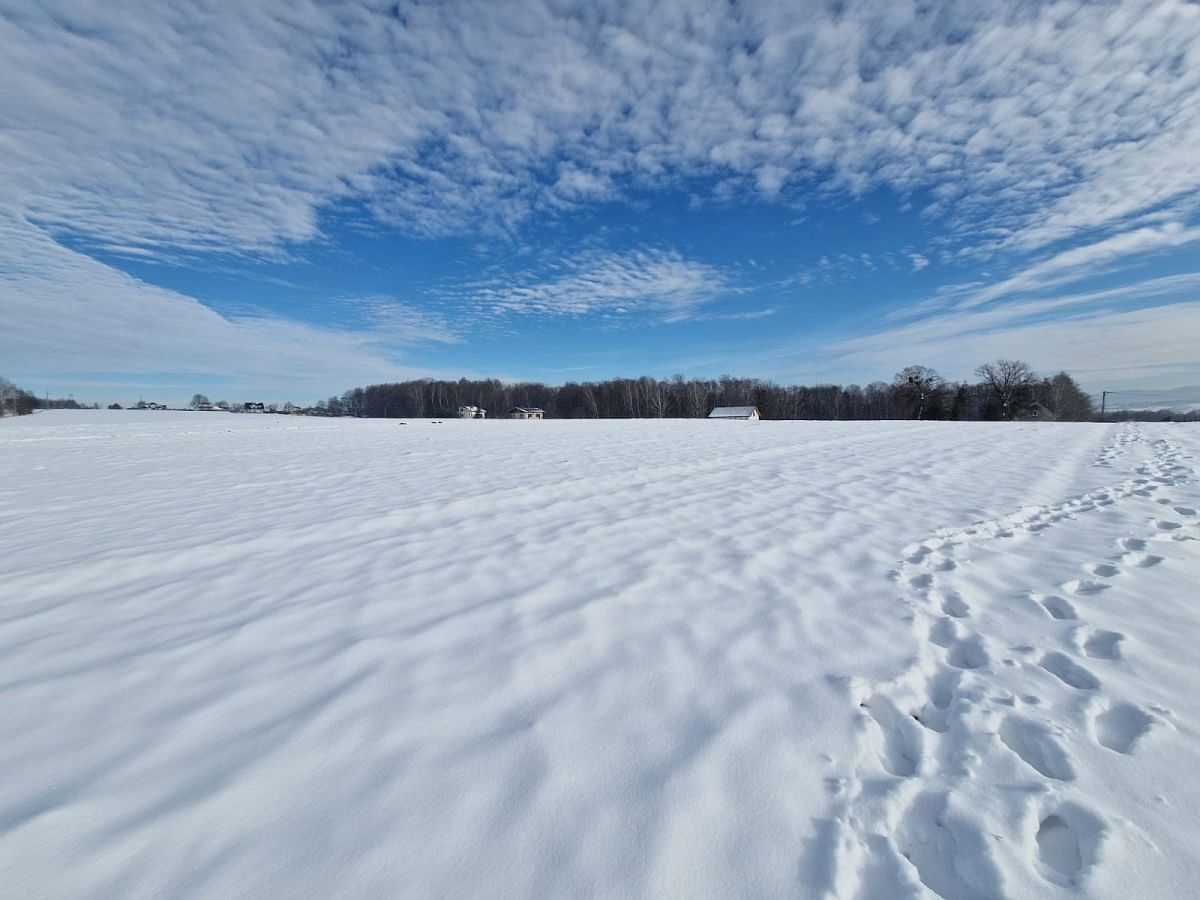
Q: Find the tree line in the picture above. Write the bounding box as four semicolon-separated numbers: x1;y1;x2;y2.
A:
0;377;104;417
313;360;1097;421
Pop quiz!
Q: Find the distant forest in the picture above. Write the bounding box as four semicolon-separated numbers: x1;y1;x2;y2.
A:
316;360;1101;421
0;377;99;417
7;363;1195;421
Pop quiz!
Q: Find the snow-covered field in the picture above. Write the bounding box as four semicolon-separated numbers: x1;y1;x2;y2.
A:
2;411;1199;899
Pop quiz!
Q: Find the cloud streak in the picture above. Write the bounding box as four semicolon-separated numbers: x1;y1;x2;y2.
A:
468;249;730;321
0;214;427;394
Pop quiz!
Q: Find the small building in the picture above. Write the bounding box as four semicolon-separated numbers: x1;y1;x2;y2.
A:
1015;403;1057;422
458;405;487;419
508;407;545;420
708;405;761;420
243;402;265;412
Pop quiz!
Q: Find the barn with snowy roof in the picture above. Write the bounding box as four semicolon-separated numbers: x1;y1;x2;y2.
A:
707;406;760;420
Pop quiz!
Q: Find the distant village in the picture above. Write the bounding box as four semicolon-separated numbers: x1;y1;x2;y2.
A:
123;399;768;421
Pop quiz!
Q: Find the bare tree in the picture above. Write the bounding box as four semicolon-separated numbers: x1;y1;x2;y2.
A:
0;377;15;417
639;377;667;418
975;359;1037;419
893;365;945;420
190;393;210;409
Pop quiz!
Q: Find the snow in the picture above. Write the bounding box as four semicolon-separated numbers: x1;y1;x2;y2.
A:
2;411;1199;899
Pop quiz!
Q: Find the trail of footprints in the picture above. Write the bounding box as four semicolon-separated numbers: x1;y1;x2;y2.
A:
848;426;1196;897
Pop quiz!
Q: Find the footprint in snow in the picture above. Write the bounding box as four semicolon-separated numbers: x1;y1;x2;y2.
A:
1036;803;1107;884
948;636;990;670
1063;578;1109;596
1094;702;1157;754
1037;816;1081;879
1040;595;1077;621
904;544;932;563
1087;562;1120;578
929;616;966;647
931;669;961;707
1173;506;1196;517
1081;629;1124;660
1039;652;1100;690
863;695;924;778
1119;537;1146;552
940;593;970;618
998;715;1074;780
1154;519;1182;531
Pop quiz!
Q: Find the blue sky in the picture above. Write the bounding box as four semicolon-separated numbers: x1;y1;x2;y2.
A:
2;0;1198;405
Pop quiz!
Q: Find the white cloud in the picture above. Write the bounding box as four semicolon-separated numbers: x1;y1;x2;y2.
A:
909;254;929;272
468;249;730;321
827;302;1200;389
953;224;1200;310
341;297;463;346
3;0;1198;252
0;214;431;395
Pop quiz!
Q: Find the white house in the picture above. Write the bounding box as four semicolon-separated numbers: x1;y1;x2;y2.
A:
458;405;487;419
508;407;544;419
708;406;760;420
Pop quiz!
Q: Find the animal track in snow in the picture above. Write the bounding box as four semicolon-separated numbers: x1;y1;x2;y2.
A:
1039;652;1100;690
998;715;1074;780
1095;703;1156;754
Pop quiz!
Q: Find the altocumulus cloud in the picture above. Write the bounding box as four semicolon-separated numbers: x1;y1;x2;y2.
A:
6;0;1199;247
468;250;730;322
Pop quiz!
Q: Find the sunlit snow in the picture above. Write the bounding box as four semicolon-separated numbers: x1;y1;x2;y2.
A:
2;411;1199;898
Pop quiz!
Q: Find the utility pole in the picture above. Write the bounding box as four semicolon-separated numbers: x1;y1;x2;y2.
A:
1100;391;1109;419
